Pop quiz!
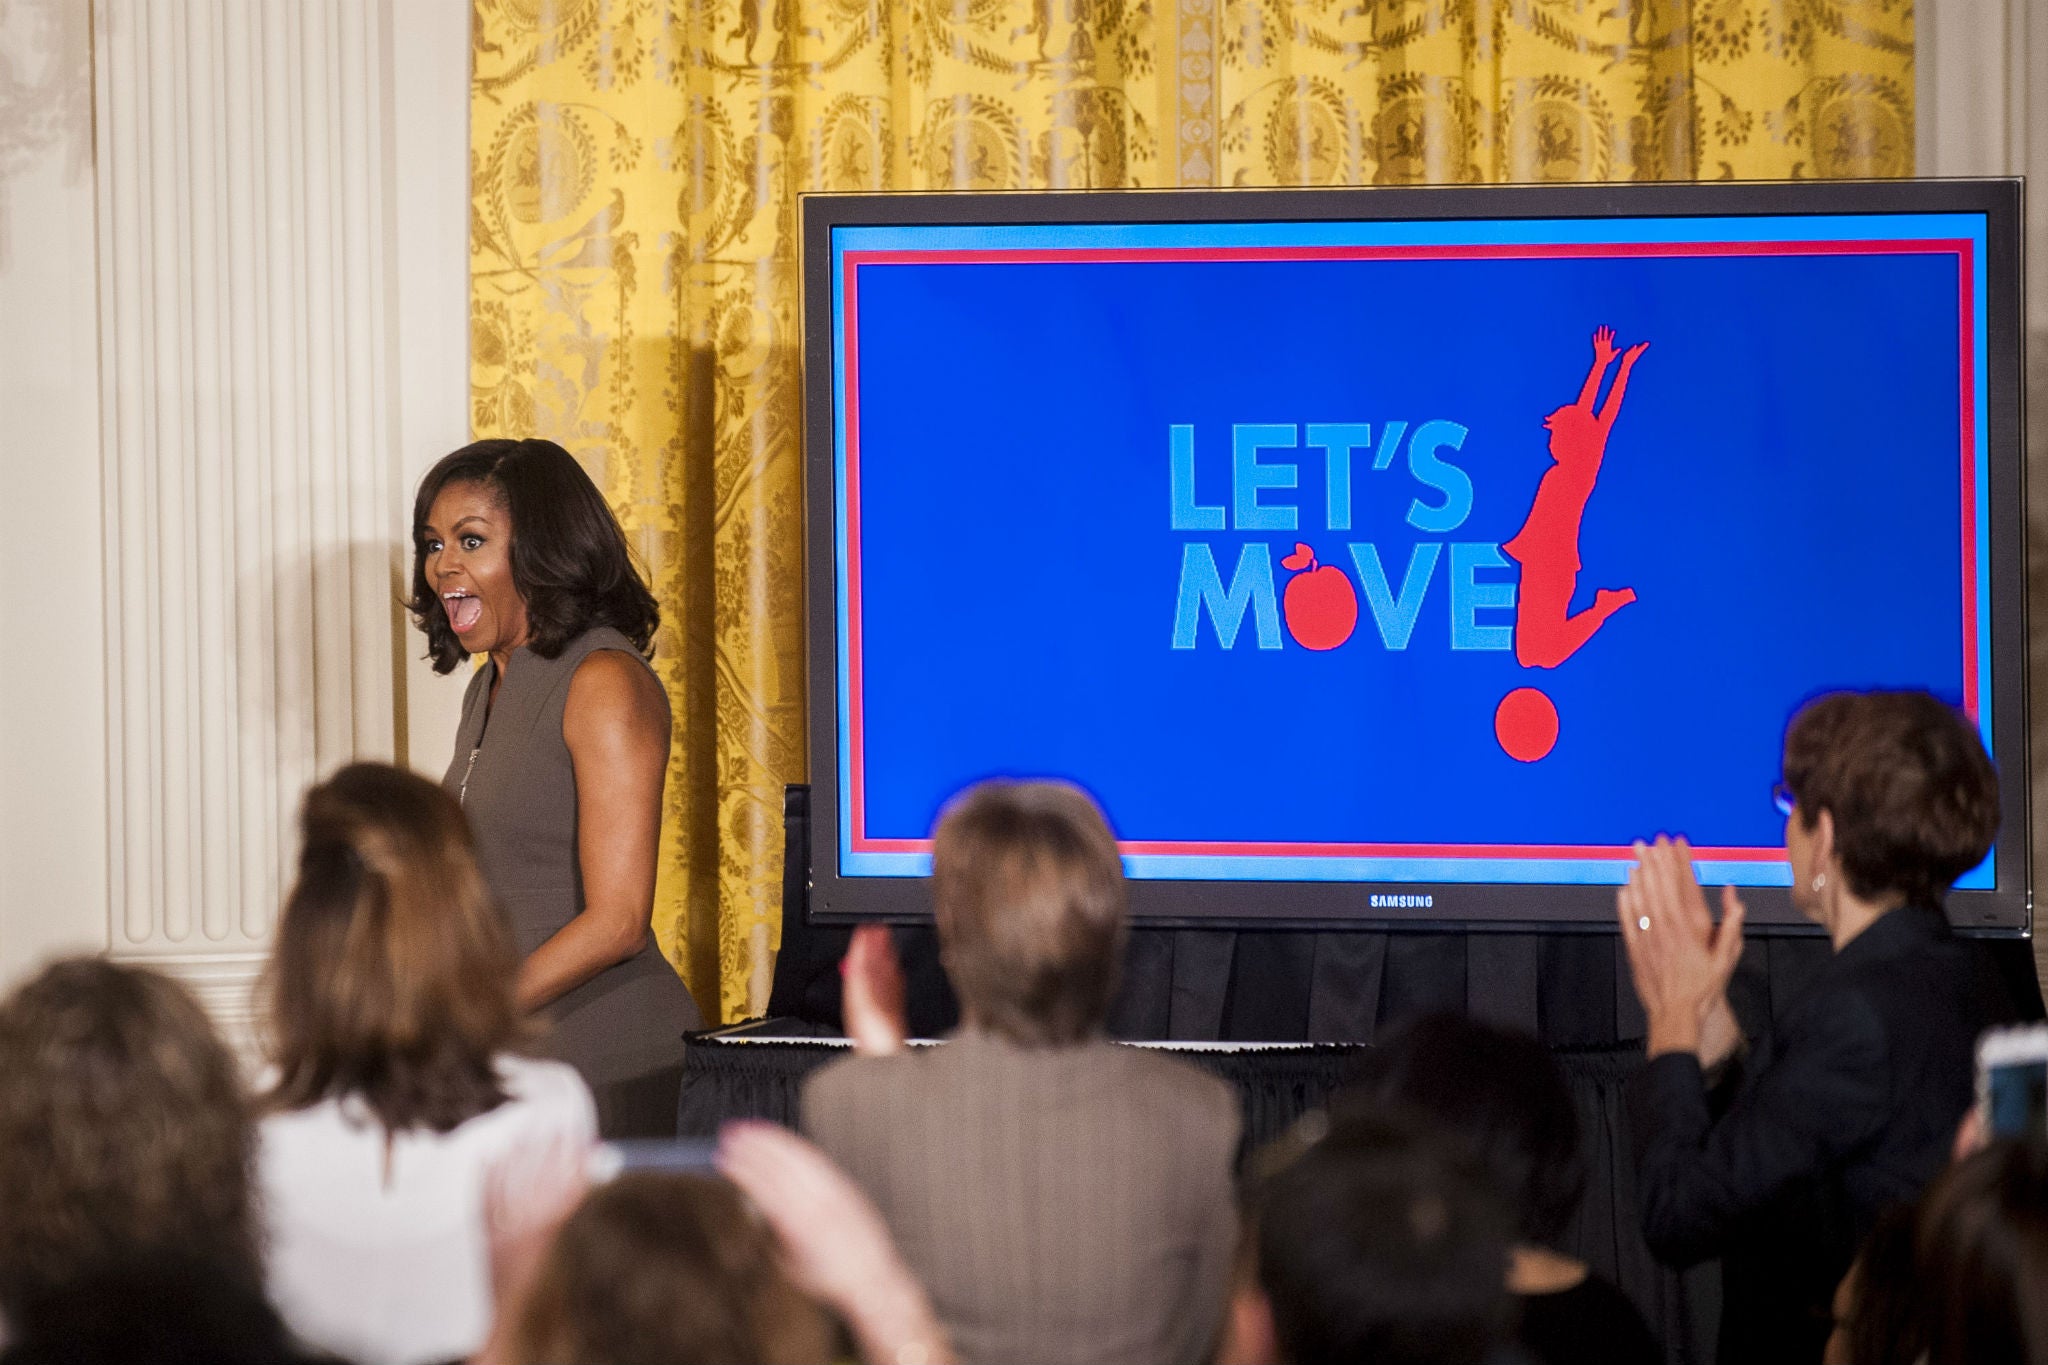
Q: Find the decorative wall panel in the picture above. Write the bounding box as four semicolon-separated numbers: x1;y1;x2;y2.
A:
93;0;403;1049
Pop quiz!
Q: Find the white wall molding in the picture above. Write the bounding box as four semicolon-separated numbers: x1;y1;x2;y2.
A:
90;0;407;1035
0;0;110;982
1916;0;2029;178
1919;0;2048;984
389;0;475;779
113;949;273;1062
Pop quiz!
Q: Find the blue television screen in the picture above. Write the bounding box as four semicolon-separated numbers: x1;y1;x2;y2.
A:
801;183;2027;931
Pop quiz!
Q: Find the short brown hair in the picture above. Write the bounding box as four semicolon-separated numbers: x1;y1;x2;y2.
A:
931;780;1127;1047
0;959;258;1312
263;762;523;1133
1781;690;1999;908
510;1173;835;1365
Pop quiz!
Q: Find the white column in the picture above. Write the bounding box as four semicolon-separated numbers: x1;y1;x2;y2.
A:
92;0;406;1051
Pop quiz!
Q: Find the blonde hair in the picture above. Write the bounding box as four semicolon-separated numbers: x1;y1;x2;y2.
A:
263;761;523;1133
932;780;1128;1046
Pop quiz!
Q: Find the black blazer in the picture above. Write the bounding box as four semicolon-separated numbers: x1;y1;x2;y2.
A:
1626;905;2014;1365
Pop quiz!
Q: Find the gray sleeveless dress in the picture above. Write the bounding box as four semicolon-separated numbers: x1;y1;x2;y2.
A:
443;625;701;1137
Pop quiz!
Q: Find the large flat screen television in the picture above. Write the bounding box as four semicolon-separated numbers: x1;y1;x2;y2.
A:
801;180;2028;933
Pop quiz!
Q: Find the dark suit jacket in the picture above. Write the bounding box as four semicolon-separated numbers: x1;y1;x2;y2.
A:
1627;905;2014;1365
802;1031;1241;1365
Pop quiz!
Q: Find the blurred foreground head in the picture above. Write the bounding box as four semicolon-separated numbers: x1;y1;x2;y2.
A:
264;761;522;1133
1910;1135;2048;1365
510;1172;836;1365
931;779;1127;1046
1338;1013;1585;1247
1251;1115;1513;1365
0;958;258;1316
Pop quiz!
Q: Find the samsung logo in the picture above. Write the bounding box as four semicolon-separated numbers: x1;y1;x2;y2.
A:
1370;893;1434;909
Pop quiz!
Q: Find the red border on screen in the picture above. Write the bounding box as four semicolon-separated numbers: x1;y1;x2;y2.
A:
840;239;1982;860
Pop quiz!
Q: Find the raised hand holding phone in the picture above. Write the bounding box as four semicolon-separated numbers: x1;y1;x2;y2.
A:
1976;1022;2048;1142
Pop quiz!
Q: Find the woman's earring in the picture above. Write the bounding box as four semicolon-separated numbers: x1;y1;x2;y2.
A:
1811;874;1826;893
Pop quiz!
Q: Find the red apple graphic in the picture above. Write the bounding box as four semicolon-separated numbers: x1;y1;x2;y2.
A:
1280;542;1358;650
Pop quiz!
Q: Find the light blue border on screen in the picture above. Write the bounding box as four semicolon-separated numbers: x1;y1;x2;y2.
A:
830;212;1996;886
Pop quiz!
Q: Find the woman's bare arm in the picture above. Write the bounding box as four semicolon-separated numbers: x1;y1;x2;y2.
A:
516;651;669;1012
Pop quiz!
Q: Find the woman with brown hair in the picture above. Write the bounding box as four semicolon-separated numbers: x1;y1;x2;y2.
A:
505;1173;834;1365
0;958;303;1364
257;762;596;1365
1618;690;2017;1365
411;437;700;1137
481;1121;952;1365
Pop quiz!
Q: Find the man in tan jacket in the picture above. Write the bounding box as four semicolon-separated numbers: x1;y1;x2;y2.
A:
802;780;1241;1365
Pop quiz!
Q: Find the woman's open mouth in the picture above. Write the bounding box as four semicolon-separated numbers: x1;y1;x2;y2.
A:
444;592;484;633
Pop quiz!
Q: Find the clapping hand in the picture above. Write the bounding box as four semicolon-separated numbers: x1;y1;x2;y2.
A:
474;1133;593;1365
718;1121;954;1365
1618;836;1747;1063
841;923;908;1057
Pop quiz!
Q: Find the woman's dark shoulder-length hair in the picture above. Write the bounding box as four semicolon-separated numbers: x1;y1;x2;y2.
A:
409;438;659;674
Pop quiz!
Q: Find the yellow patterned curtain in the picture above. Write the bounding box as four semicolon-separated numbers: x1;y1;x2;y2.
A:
470;0;1913;1022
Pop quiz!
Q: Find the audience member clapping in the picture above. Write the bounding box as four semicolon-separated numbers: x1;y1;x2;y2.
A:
806;779;1241;1365
1224;1114;1515;1365
257;763;596;1365
10;739;2045;1365
1619;690;2014;1363
1337;1014;1660;1365
0;958;311;1365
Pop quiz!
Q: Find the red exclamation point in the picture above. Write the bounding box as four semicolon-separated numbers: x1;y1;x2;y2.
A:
1495;687;1560;763
1494;327;1648;764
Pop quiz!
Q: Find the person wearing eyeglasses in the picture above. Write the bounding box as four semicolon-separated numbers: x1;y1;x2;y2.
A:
1616;690;2016;1365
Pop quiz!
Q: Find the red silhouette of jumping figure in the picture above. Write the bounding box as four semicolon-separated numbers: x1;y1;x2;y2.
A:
1503;326;1647;670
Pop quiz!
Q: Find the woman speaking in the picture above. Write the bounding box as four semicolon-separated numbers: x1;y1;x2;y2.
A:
411;437;700;1137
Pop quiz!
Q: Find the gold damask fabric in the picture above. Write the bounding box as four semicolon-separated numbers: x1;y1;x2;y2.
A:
470;0;1913;1022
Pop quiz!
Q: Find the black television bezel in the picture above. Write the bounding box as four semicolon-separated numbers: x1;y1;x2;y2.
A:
800;179;2030;936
